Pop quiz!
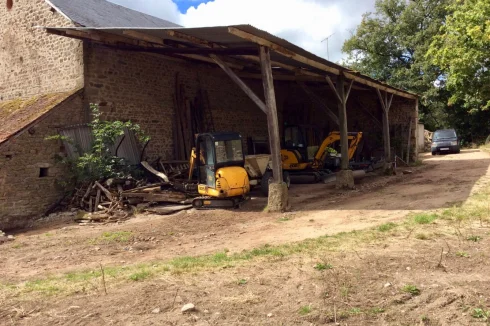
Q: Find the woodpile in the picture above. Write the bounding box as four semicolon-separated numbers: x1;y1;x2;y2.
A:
424;130;433;152
70;161;192;223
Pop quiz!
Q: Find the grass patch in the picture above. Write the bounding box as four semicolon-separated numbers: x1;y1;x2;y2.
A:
278;217;291;222
298;305;312;315
90;231;133;245
129;270;150;281
314;263;333;271
369;307;385;314
237;279;247;285
456;251;469;258
413;213;438;224
377;222;397;232
471;308;490;320
467;235;482;242
349;307;362;315
402;284;421;296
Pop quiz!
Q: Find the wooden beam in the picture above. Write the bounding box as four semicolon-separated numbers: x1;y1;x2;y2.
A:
345;72;417;99
209;54;268;114
229;27;341;75
376;89;392;164
237;72;326;82
336;74;349;170
165;29;221;48
113;45;259;55
297;81;339;126
376;88;387;112
260;46;283;184
345;79;354;102
123;30;165;45
325;75;342;103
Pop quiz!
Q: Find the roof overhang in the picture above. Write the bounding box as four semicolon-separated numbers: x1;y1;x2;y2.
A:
39;24;418;100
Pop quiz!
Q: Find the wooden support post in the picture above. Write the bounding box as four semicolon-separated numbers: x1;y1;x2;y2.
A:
209;54;268;114
336;74;349;170
376;89;394;170
260;46;283;184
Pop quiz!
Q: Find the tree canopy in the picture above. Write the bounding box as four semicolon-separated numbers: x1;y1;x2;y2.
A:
428;0;490;112
342;0;490;141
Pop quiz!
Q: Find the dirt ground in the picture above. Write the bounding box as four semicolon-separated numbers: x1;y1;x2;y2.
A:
1;149;490;325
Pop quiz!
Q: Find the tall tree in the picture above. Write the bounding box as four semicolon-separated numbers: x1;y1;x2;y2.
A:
342;0;454;131
428;0;490;112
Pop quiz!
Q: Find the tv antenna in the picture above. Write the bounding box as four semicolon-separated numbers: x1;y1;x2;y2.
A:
321;33;335;60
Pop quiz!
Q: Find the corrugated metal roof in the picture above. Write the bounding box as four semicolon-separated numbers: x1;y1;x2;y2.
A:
42;24;417;99
46;0;180;28
0;89;83;146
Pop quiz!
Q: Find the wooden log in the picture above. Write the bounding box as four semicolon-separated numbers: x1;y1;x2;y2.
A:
141;161;170;183
88;196;93;212
123;191;186;203
260;46;283;184
94;181;114;202
94;189;101;212
336;74;349;170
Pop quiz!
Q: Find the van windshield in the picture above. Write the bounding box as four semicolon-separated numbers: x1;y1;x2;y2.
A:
433;130;456;140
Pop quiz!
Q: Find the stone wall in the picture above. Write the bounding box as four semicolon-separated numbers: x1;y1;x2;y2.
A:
0;93;84;230
0;0;84;101
84;44;272;160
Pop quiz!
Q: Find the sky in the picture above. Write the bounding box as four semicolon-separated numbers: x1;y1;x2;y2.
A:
108;0;377;63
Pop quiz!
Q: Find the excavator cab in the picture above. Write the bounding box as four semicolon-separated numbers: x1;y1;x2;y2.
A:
190;132;250;209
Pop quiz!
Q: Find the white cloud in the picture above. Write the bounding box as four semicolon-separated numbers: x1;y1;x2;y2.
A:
109;0;376;62
180;0;376;62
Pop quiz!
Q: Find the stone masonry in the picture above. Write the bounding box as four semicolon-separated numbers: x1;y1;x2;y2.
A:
0;93;84;229
0;0;84;101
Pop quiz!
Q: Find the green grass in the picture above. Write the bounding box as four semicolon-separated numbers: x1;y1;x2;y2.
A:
314;263;333;271
90;231;133;245
402;284;421;296
456;251;469;258
377;222;397;232
413;213;438;224
349;307;362;315
368;307;385;314
298;305;312;315
237;279;247;285
467;235;482;242
471;308;490;320
5;181;490;299
129;270;150;281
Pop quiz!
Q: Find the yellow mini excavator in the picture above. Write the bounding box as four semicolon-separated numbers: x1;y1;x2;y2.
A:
280;125;363;181
188;132;250;209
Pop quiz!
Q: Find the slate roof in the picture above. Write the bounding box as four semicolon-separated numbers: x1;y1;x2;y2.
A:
0;89;82;145
46;0;180;28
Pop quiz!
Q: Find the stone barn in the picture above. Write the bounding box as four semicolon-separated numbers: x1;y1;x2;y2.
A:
0;0;418;230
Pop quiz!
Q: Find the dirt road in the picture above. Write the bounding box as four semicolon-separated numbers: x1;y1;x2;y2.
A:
2;150;490;283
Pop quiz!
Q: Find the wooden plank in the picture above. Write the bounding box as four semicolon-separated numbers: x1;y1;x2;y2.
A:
260;46;283;184
296;81;339;126
336;74;349;170
382;109;391;163
406;117;412;164
229;27;340;75
123;30;165;45
94;189;101;212
141;161;170;183
145;204;193;215
210;54;268;114
123;192;186;203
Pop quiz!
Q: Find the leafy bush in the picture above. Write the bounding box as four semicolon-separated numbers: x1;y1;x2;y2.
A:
47;104;149;187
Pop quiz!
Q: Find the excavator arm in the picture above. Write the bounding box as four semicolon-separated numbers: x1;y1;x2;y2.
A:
314;131;363;164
